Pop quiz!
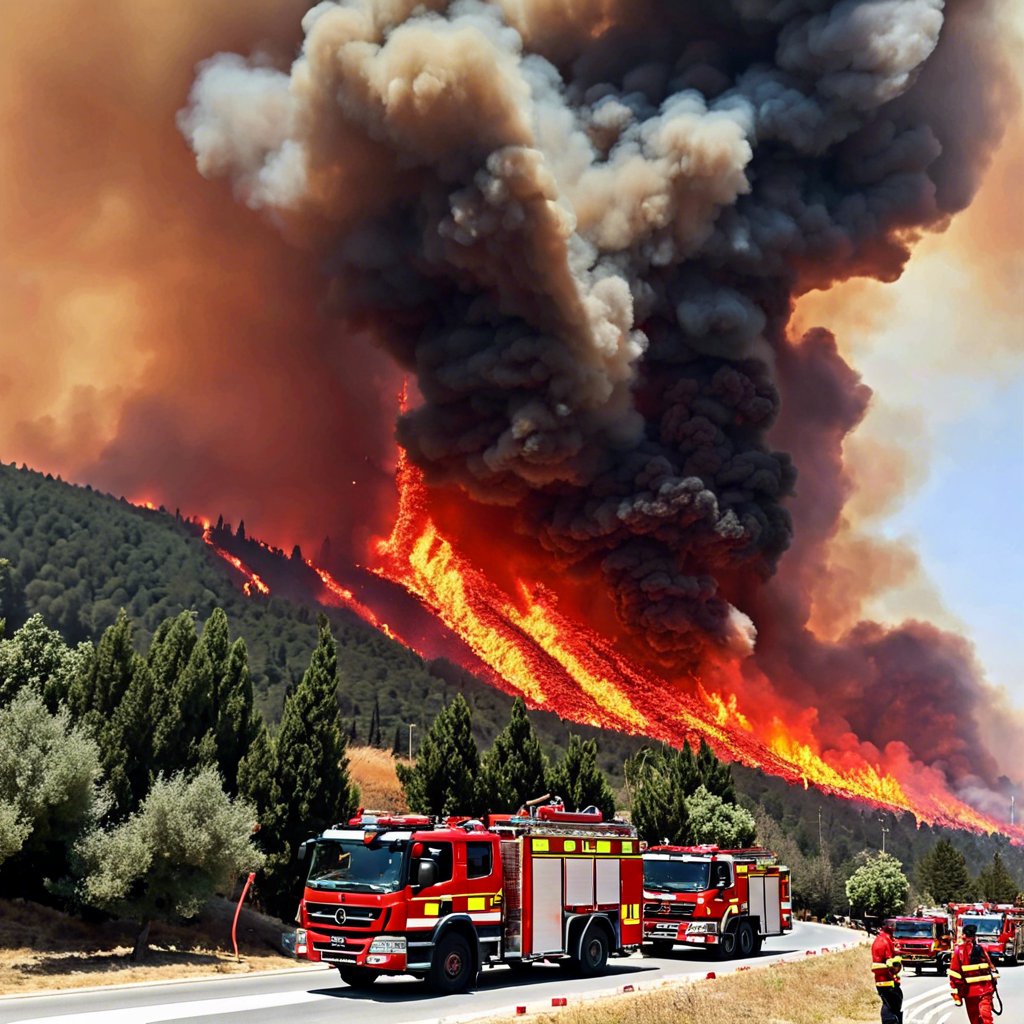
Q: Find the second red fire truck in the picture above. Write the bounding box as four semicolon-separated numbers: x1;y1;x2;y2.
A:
950;902;1024;965
641;845;792;959
294;801;642;991
887;912;953;974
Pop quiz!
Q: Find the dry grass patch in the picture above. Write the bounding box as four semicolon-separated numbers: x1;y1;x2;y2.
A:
0;896;296;994
349;745;408;812
491;948;879;1024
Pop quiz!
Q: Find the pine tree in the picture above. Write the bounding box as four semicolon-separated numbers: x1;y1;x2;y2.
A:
977;852;1019;903
479;698;548;815
266;616;359;918
547;734;616;820
626;745;694;845
396;694;483;818
915;839;974;904
237;520;246;542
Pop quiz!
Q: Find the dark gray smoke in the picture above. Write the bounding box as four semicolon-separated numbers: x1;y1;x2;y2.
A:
180;0;1012;663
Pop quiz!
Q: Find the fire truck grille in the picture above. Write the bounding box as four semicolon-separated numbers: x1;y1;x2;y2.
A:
306;902;383;929
644;902;695;919
312;939;365;964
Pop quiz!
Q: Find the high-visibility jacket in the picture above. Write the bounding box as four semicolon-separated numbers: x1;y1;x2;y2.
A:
871;930;902;987
949;938;998;1001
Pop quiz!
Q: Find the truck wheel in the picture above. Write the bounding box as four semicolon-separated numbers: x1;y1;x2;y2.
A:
937;956;949;976
337;966;377;989
428;934;474;995
575;925;609;976
735;922;756;958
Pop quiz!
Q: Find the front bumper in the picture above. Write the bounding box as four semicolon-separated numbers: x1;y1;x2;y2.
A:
302;927;409;971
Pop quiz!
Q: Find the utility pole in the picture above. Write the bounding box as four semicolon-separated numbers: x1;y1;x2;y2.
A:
878;816;890;854
818;807;823;855
1011;795;1015;827
408;722;416;761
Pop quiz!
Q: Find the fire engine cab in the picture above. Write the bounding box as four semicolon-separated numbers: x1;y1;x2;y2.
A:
887;912;952;974
294;803;643;992
641;845;792;959
950;902;1024;965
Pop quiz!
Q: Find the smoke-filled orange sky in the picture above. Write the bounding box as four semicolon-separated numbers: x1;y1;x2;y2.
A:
1;1;1021;822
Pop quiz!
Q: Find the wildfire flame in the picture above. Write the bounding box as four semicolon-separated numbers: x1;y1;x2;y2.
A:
201;526;270;597
372;448;1023;842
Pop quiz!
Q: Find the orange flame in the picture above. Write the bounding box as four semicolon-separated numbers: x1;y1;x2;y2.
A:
371;447;1022;842
201;526;270;597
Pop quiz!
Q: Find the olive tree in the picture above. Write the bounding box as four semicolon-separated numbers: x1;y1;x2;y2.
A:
75;767;264;959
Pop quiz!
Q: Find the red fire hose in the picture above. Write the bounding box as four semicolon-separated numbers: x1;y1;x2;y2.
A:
232;872;257;960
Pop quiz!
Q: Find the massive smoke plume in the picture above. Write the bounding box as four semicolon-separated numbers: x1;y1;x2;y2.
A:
180;0;1010;656
176;0;1023;808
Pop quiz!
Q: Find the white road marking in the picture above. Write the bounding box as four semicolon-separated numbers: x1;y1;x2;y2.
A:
6;989;325;1024
902;983;964;1024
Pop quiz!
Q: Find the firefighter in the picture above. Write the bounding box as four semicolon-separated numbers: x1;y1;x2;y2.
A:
949;922;1000;1024
871;919;904;1024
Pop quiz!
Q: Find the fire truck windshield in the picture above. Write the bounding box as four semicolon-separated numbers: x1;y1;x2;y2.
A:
306;838;407;893
644;859;711;892
894;920;936;938
964;915;1002;938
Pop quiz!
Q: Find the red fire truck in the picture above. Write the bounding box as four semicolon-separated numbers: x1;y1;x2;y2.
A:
887;913;953;974
641;845;792;959
294;803;643;992
950;902;1024;965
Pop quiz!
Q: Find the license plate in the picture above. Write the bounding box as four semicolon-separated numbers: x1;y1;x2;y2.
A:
330;936;347;947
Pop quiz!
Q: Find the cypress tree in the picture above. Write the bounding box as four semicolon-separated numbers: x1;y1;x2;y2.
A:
548;734;616;821
0;559;26;636
479;697;548;815
214;637;259;794
74;609;136;724
149;611;199;777
977;852;1019;903
915;838;974;904
696;738;737;803
266;616;358;917
396;693;483;818
99;655;156;819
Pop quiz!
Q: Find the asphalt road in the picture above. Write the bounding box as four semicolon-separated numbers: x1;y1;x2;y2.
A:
899;957;1023;1024
0;922;855;1024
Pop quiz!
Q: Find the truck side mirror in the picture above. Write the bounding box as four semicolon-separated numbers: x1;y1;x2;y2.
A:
296;841;309;863
417;859;438;889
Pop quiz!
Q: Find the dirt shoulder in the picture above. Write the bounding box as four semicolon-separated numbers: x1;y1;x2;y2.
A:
0;896;299;995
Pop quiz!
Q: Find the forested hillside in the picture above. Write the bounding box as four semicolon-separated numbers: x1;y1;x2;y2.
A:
2;461;1021;910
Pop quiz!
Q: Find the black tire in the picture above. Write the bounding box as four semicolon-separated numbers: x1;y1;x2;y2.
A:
716;925;738;960
913;966;921;975
642;940;674;957
735;922;756;958
428;933;474;994
575;924;609;977
337;965;378;989
937;956;949;976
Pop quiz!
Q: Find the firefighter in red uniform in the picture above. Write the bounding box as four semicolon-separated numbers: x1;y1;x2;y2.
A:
871;920;903;1024
949;922;1000;1024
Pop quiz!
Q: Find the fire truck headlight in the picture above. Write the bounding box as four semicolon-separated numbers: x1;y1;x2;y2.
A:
369;937;407;955
295;929;307;955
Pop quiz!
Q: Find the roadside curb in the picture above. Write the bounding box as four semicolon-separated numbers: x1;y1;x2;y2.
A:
0;961;328;1003
409;929;868;1024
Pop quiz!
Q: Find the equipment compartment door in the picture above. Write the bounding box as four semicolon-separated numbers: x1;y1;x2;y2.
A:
748;874;782;935
531;857;564;953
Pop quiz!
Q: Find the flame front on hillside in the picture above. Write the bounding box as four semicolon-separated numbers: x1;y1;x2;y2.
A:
370;450;1022;843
